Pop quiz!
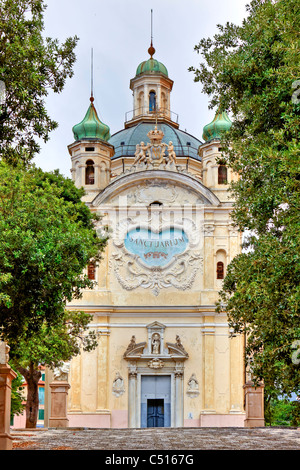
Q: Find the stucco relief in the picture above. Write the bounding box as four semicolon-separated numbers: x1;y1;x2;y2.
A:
112;372;125;397
53;362;70;381
134;183;177;205
187;373;200;398
110;213;203;296
107;181;206;206
148;358;164;369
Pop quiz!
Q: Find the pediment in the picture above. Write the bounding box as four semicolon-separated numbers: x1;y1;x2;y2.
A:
91;170;220;207
123;337;146;358
123;333;188;361
147;321;166;330
166;339;189;358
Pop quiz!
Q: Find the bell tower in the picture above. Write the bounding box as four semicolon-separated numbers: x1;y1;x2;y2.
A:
68;95;114;199
198;110;234;202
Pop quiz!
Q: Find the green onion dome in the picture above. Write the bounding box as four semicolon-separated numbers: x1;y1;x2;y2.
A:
136;42;168;77
202;110;232;141
72;96;110;141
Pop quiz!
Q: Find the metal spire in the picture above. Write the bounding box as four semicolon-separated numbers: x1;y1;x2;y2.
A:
151;9;153;44
90;47;94;102
148;9;155;58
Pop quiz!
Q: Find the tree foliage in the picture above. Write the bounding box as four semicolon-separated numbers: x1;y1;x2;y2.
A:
0;0;78;164
0;0;107;428
190;0;300;397
0;162;108;427
9;309;99;428
10;310;99;370
0;162;107;343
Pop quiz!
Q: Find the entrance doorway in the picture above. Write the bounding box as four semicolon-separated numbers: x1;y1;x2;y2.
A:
147;399;164;427
141;375;171;428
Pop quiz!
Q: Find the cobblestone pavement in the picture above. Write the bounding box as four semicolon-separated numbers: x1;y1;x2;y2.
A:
11;426;300;451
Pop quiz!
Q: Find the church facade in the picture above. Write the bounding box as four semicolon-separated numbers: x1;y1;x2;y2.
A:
65;43;246;428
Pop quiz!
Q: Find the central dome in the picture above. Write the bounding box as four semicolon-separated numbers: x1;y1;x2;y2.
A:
109;122;202;161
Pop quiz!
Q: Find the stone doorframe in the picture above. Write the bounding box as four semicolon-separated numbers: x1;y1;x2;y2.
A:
123;322;189;428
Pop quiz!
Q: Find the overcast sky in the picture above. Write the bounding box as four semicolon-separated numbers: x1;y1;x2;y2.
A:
34;0;249;177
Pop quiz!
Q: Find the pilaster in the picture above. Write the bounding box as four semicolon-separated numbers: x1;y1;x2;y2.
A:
0;364;17;450
201;325;215;414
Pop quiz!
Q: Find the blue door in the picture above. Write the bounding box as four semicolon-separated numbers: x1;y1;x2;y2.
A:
147;399;164;427
141;376;171;428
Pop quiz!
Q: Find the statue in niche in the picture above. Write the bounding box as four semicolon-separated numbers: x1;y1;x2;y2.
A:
151;333;161;354
112;372;125;397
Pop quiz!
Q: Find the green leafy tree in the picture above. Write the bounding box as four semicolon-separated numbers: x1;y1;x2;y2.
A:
0;162;108;427
0;0;78;164
190;0;300;402
9;310;99;428
266;398;300;427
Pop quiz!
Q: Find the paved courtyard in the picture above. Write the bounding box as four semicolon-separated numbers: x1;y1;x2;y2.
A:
11;426;300;451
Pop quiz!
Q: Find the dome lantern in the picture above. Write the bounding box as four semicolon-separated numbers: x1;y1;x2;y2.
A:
128;39;175;128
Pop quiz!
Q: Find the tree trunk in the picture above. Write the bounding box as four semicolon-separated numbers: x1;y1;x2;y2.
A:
17;363;41;428
264;394;272;426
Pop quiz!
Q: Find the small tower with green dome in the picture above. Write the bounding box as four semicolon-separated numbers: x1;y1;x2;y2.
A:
198;109;234;200
68;95;114;199
202;110;232;142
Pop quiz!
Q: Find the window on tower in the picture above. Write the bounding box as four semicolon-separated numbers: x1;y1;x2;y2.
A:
85;160;95;185
218;165;227;185
149;91;156;112
87;262;96;280
216;261;224;279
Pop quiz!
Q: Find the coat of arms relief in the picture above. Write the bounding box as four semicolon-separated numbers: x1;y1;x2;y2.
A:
132;125;177;170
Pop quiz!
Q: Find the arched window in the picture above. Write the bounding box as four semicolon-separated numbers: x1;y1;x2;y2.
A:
87;262;96;280
138;91;144;115
218;165;227;185
161;91;167;113
149;91;156;112
85;160;95;185
216;261;224;280
149;201;163;206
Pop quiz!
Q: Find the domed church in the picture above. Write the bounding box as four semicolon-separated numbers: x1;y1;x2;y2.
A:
63;39;246;429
